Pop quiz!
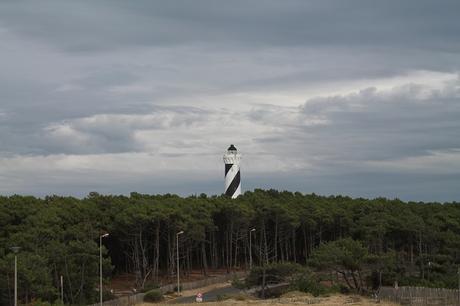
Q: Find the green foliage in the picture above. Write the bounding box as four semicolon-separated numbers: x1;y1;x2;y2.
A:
143;289;163;302
30;300;53;306
310;238;368;272
310;238;368;292
102;289;116;302
289;270;328;296
1;189;460;304
216;294;230;301
246;262;303;287
231;277;246;289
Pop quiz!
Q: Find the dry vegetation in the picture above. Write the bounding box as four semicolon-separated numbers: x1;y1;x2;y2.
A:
141;291;399;306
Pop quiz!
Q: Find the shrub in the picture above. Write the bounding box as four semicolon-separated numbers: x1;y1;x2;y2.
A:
102;289;116;302
246;262;303;287
216;294;230;301
173;284;182;293
143;289;163;302
231;276;246;289
31;300;52;306
289;271;330;297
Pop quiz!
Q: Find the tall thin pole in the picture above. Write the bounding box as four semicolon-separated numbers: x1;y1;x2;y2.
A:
249;232;252;269
99;233;109;306
176;231;184;295
176;233;180;295
249;229;255;270
100;235;103;306
60;275;64;304
10;247;20;306
14;254;17;306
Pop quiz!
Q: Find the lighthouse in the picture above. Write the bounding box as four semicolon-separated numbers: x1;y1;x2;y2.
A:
223;144;242;198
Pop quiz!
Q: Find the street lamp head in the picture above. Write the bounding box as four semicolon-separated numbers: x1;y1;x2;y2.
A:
250;228;256;232
177;231;184;235
101;233;109;238
10;246;21;253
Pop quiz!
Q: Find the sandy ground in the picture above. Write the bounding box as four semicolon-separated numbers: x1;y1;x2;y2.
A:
176;281;232;297
141;290;399;306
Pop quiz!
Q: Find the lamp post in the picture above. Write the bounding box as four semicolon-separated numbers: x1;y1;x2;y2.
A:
176;231;184;295
457;267;460;303
10;247;20;306
60;275;64;305
249;229;256;269
100;233;109;306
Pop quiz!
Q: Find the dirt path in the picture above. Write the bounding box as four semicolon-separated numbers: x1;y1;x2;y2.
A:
140;292;399;306
169;283;241;304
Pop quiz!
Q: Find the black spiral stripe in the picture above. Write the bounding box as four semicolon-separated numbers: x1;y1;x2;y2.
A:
225;170;240;197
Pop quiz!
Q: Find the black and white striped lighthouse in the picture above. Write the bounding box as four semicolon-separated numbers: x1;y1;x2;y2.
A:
223;144;242;198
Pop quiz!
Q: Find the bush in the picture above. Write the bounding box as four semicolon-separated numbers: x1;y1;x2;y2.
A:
289;271;331;297
102;289;116;302
216;294;230;301
332;283;350;294
31;300;52;306
290;269;340;296
173;284;182;293
231;276;246;289
246;262;303;287
143;289;163;303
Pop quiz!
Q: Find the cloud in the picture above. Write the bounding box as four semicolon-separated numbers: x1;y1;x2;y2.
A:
1;73;459;200
1;1;459;53
0;1;459;200
42;107;210;154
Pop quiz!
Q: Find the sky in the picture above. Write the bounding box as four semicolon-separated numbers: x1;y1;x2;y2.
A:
0;0;459;201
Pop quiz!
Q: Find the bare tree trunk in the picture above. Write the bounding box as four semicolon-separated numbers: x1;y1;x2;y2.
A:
212;231;218;269
410;241;414;265
201;242;208;276
168;230;175;277
261;265;267;299
309;229;314;254
274;217;278;261
229;220;234;271
263;222;269;264
419;231;424;279
64;256;75;304
285;237;289;261
338;271;354;290
302;226;308;263
280;236;285;263
234;231;239;268
154;222;160;281
351;271;360;293
292;228;297;263
225;229;230;272
318;223;322;244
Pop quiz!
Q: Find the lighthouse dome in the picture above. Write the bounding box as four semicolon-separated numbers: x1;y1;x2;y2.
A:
227;144;237;152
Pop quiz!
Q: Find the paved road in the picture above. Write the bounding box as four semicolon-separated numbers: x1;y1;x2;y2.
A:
170;286;243;304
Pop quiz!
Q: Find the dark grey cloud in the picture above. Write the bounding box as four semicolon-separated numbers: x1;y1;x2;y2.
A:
249;80;460;163
1;1;459;52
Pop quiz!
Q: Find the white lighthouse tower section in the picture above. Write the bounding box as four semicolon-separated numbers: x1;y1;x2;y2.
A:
223;145;242;198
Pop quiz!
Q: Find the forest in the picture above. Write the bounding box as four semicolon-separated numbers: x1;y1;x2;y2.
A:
1;189;460;305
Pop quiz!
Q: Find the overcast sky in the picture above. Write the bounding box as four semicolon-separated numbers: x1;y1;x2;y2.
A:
0;0;459;201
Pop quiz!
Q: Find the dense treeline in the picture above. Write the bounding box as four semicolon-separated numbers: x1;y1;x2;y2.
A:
1;189;459;304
